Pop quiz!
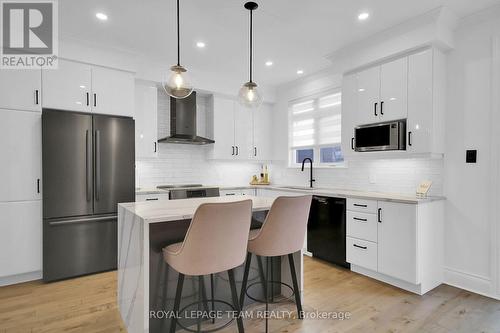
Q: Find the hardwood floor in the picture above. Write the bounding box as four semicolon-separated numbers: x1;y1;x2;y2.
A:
1;257;499;332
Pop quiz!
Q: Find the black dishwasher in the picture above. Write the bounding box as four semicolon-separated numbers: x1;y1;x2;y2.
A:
307;196;349;268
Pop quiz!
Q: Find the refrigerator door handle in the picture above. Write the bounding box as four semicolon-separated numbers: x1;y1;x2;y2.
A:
48;215;117;226
86;130;92;202
95;130;101;201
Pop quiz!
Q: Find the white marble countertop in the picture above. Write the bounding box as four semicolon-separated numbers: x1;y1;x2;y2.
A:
120;195;275;223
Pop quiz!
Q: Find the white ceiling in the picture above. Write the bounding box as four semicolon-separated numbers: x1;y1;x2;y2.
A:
60;0;500;87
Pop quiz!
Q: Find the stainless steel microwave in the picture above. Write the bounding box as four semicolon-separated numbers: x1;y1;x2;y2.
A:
354;120;406;152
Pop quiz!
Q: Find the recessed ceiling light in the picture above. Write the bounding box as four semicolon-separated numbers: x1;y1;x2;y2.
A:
265;61;273;67
96;12;108;21
297;69;304;75
196;41;206;48
358;12;370;21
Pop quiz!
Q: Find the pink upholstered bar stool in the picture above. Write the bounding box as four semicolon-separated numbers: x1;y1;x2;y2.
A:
163;200;252;333
239;195;312;321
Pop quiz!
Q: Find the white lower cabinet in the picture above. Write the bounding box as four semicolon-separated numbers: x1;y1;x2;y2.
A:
346;198;443;294
0;201;42;279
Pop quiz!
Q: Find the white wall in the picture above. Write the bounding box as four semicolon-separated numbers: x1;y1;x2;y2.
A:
443;6;500;299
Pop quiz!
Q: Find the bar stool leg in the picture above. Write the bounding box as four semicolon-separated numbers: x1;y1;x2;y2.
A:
197;277;202;333
155;254;164;309
228;269;245;333
239;252;252;309
288;253;303;319
265;257;269;333
199;276;210;315
170;273;185;333
210;273;215;324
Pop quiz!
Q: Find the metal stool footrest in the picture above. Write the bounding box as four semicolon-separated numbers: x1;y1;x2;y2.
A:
176;299;237;333
245;280;295;304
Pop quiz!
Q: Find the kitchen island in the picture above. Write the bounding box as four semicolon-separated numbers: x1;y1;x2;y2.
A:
117;195;303;333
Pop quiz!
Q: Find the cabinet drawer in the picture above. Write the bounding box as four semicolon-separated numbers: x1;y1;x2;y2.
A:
135;193;170;202
347;211;377;242
347;198;377;213
346;237;377;271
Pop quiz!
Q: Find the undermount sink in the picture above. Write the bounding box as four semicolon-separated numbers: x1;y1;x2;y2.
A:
280;186;316;191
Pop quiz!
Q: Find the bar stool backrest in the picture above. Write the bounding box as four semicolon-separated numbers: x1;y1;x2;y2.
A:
250;195;312;257
169;200;253;276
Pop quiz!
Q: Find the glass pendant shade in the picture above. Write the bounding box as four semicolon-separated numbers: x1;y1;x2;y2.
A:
163;65;193;99
238;81;262;108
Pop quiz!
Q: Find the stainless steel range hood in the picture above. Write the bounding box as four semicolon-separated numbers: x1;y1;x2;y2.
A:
158;91;215;145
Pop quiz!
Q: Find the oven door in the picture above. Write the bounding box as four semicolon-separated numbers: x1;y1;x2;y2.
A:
354;122;403;152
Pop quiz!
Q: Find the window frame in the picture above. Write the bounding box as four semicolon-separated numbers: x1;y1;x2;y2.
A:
287;88;345;168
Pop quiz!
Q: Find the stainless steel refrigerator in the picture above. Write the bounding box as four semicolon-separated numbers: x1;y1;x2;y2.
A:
42;109;135;282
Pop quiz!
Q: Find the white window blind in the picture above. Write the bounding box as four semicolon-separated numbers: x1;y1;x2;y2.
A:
289;91;343;164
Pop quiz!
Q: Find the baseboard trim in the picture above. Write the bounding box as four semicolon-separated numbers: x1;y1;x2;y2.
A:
444;267;499;300
0;271;42;287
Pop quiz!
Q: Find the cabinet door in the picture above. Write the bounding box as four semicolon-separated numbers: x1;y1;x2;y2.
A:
0;201;42;278
0;110;41;201
253;104;272;160
234;104;254;160
42;59;92;112
0;70;41;112
91;66;134;117
407;50;433;154
380;57;408;122
356;66;380;125
135;84;158;158
211;97;235;159
341;74;357;156
377;201;418;283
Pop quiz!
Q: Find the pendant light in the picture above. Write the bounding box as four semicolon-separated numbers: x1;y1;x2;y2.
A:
238;2;263;108
163;0;193;99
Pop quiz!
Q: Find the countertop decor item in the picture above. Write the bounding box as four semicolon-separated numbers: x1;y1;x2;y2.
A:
163;0;194;99
238;2;263;108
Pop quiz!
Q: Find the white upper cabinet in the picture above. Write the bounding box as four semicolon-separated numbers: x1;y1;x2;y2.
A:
407;49;445;154
41;59;134;117
135;84;158;158
0;70;41;112
91;66;134;117
356;66;381;126
0;110;41;202
42;59;92;112
210;96;273;161
234;104;254;160
253;103;273;160
342;47;445;157
379;57;408;122
377;201;418;283
210;97;236;159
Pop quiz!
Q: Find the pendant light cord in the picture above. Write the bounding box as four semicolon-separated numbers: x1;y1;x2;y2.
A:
177;0;180;66
249;8;253;83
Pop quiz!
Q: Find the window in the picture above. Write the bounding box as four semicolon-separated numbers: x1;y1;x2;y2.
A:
289;90;343;166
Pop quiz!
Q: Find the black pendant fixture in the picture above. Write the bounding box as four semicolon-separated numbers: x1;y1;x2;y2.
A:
163;0;194;99
238;2;263;108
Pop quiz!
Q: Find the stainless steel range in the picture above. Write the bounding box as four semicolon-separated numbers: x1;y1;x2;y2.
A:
156;184;220;200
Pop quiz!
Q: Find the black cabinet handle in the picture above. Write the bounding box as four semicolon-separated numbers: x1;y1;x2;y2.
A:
353;204;367;208
37;179;40;194
236;146;239;155
380;101;384;115
146;198;159;201
225;193;236;196
351;137;355;150
35;90;39;105
408;131;412;146
378;208;382;223
232;146;235;155
93;93;97;107
86;92;90;106
254;147;257;157
353;217;367;222
353;244;367;250
154;142;157;153
374;102;378;116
